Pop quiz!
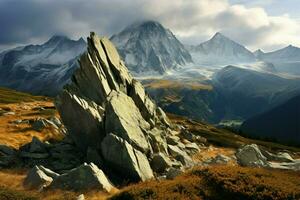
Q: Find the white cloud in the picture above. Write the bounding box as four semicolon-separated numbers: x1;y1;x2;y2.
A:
0;0;300;52
144;0;300;51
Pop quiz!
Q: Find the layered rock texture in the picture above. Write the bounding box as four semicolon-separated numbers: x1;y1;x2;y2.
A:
55;32;188;183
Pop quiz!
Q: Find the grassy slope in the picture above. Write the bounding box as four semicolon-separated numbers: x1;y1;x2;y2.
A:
0;87;50;104
0;87;60;149
111;166;300;200
169;113;300;153
143;79;213;90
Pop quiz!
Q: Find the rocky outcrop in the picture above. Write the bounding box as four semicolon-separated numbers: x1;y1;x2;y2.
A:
53;32;200;184
54;32;172;182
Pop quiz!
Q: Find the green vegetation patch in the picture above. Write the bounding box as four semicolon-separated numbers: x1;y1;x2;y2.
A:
0;87;48;104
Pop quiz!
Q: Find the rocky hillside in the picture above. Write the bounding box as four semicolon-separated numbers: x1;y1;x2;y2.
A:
111;21;192;74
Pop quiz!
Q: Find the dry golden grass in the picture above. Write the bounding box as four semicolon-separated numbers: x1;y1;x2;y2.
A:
193;146;236;164
0;169;115;200
111;166;300;200
144;79;213;91
0;101;62;149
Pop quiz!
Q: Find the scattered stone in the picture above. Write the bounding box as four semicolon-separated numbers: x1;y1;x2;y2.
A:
166;135;180;145
181;130;194;141
32;118;48;132
3;111;15;116
194;136;207;144
185;143;200;153
151;153;172;173
49;116;62;127
49;163;114;192
24;166;53;189
166;167;183;180
206;154;231;165
168;145;194;167
77;194;85;200
261;150;295;163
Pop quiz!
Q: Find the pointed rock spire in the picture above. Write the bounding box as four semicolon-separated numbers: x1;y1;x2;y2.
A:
55;32;172;182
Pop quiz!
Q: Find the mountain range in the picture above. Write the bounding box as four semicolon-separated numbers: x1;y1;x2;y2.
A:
0;36;86;95
254;45;300;75
0;20;300;140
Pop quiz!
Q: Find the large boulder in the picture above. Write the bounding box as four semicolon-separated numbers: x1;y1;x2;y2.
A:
105;90;150;152
235;144;269;167
168;145;193;167
49;163;114;192
150;153;172;173
101;133;154;182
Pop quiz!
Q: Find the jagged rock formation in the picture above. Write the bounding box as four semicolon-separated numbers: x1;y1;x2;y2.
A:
55;32;190;183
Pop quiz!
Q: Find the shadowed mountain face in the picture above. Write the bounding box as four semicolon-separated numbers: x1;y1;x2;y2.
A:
241;95;300;145
212;66;300;120
0;36;86;96
111;21;193;74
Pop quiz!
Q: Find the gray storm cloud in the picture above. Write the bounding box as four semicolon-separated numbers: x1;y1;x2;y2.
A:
0;0;299;52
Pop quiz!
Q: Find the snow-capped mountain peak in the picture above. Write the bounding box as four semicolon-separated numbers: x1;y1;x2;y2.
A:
190;32;256;65
0;35;86;95
258;44;300;62
111;20;193;75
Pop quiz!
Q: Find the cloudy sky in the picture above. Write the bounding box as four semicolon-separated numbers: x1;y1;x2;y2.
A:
0;0;299;52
